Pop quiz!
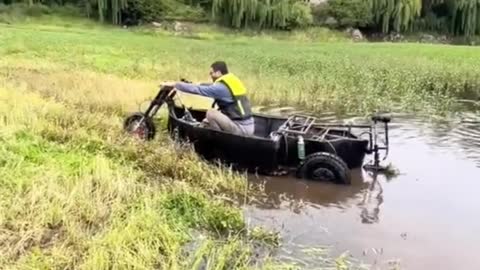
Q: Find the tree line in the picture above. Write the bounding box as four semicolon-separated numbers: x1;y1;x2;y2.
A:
1;0;479;36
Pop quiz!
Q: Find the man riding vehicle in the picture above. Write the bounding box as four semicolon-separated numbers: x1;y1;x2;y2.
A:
161;61;254;136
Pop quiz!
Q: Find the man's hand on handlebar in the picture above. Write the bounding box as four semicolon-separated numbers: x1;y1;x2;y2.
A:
158;82;177;98
167;88;177;97
160;81;176;88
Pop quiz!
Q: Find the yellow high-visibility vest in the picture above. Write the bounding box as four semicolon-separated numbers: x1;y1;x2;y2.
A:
215;73;252;120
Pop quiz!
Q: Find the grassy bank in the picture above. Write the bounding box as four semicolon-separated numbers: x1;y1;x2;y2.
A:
0;25;349;268
0;13;288;267
0;63;297;268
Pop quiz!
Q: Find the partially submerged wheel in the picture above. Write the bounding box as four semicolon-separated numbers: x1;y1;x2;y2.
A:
123;113;156;141
296;152;351;184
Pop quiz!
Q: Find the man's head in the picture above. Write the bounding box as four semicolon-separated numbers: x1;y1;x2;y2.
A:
209;61;228;81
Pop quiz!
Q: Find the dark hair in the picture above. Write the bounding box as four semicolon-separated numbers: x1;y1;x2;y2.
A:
210;61;229;75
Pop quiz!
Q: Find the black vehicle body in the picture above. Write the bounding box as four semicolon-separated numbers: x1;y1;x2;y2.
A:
167;105;370;171
124;85;391;184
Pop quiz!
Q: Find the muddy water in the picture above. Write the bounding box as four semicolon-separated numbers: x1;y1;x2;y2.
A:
246;108;480;270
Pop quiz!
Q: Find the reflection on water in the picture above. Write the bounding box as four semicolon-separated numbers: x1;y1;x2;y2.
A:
246;107;480;270
359;172;384;225
250;169;387;224
250;169;370;210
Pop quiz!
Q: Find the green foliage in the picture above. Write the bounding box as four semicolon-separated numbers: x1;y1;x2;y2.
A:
326;0;373;28
2;0;480;36
371;0;423;33
123;0;205;24
84;0;127;24
182;0;213;9
0;49;280;268
310;2;330;25
161;192;245;235
0;3;51;17
4;18;477;116
412;10;449;32
0;3;84;24
450;0;480;36
288;1;314;28
317;0;476;37
212;0;312;29
375;0;480;36
22;3;51;15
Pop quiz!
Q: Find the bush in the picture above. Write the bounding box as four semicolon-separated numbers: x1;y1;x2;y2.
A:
24;4;52;16
323;0;373;28
286;1;313;28
0;3;83;17
412;11;449;33
0;3;51;17
212;0;312;30
311;2;330;26
122;0;206;25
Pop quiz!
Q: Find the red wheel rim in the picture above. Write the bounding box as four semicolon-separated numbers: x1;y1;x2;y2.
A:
130;121;147;139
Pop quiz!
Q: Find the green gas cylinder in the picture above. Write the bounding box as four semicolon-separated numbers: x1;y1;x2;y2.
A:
297;135;305;160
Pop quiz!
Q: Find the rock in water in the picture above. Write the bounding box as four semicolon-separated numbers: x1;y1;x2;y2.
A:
324;17;338;27
173;21;184;32
173;21;193;36
151;21;162;28
420;34;435;43
351;29;363;41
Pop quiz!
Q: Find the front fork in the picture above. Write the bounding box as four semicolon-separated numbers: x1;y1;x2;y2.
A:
365;118;390;171
131;86;173;131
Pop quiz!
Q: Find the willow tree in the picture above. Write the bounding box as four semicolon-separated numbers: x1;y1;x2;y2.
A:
371;0;422;33
422;0;445;10
450;0;480;36
212;0;301;29
420;0;480;36
85;0;128;24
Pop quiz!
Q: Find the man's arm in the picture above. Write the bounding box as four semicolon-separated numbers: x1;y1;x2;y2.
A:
174;82;222;99
199;82;213;86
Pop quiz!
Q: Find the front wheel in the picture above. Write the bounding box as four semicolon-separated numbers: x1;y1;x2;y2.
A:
296;152;351;184
123;113;156;141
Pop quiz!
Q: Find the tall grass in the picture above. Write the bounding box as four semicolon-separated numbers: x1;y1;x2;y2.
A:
0;65;291;269
1;14;479;269
2;17;480;117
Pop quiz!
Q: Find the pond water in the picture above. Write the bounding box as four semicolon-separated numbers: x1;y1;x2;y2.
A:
245;107;480;270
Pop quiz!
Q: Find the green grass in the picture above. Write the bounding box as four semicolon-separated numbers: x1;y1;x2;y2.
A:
2;12;480;117
0;68;302;269
1;10;480;269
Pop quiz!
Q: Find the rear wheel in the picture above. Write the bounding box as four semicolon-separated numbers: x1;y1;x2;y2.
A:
123;113;156;141
296;152;351;184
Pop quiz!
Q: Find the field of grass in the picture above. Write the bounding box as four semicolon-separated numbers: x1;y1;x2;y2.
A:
2;11;480;117
0;53;296;269
0;14;293;270
1;9;480;270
